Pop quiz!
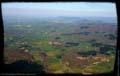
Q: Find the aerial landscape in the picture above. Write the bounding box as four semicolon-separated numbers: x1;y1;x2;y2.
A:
2;2;117;74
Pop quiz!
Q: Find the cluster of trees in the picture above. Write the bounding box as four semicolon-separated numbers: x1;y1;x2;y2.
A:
104;33;117;40
65;42;79;47
79;32;91;35
62;31;91;36
99;45;116;55
77;51;97;57
80;26;89;29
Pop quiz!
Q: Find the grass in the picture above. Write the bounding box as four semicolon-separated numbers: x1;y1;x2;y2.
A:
47;62;75;73
86;55;115;74
47;57;60;64
77;42;97;51
29;50;42;63
48;63;65;71
33;40;58;52
70;68;83;73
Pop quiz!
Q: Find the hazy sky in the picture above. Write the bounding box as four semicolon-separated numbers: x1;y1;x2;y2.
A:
2;2;117;17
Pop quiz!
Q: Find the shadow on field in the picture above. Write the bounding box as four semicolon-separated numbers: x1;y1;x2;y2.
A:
3;60;45;74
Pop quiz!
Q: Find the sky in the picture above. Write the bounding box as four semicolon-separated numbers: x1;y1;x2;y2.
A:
2;2;117;17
